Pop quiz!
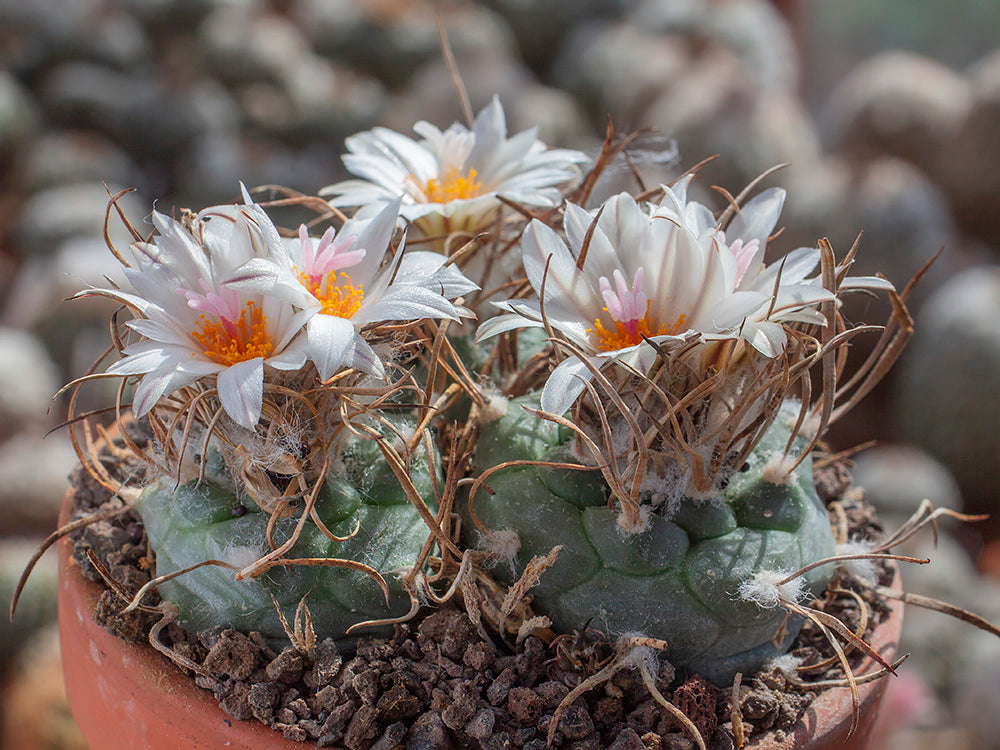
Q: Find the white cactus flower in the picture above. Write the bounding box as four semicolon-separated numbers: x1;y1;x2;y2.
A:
225;200;479;382
321;96;589;242
477;180;884;416
82;190;313;430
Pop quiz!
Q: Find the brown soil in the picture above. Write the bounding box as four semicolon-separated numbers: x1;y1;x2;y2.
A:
64;427;892;750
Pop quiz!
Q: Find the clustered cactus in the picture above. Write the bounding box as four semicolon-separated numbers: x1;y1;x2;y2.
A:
64;95;912;699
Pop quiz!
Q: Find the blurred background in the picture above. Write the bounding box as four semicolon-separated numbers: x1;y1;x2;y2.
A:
1;0;999;747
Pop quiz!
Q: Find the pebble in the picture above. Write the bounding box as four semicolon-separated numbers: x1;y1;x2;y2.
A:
0;71;39;154
643;48;823;190
0;328;60;436
893;267;1000;511
852;444;964;522
0;433;78;531
942;50;1000;243
17;129;139;192
822;51;971;179
0;539;58;670
13;181;146;258
633;0;799;91
553;21;689;125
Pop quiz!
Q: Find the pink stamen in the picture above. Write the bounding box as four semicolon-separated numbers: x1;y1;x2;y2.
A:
180;280;241;324
599;267;647;326
298;224;366;286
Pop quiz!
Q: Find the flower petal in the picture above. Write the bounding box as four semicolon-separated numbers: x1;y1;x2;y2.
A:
216;358;264;429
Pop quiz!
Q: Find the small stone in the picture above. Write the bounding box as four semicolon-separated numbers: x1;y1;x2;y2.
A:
299;719;323;739
464;707;495;740
534;680;570;710
462;641;495;671
247;682;283;723
219;682;253;721
352;668;379;705
671;675;717;739
822;51;971;178
14;182;145;258
609;727;645;750
343;704;379;750
266;648;304;685
508;686;543;726
280;724;308;742
287;697;310;719
18;130;137;192
309;638;342;688
852;444;962;523
377;684;421;722
406;710;453;750
371;721;407;750
0;432;78;532
0;72;39;155
556;703;595;741
204;630;261;681
442;682;478;730
486;666;517;704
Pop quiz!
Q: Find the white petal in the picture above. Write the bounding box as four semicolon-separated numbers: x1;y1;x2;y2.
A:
346;198;400;287
476;312;545;342
217;358;264;429
107;345;172;376
351;285;459;326
744;321;788;358
540;356;600;416
306;315;358;382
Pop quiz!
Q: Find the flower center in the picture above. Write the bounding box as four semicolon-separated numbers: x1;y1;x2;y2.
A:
589;267;687;351
424;167;483;203
191;300;275;366
592;304;687;351
300;270;364;318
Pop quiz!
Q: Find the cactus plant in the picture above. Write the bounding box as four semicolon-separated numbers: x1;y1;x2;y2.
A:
45;95;926;750
134;419;440;641
469;395;835;684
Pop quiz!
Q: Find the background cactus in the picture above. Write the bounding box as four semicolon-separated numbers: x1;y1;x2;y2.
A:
469;394;835;685
134;419;440;643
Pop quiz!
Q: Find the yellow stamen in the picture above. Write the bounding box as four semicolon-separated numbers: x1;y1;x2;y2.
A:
424;167;483;203
590;303;687;352
300;270;364;318
191;300;274;366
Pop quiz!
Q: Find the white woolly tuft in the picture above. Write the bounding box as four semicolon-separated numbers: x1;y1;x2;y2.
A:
738;569;804;609
764;652;803;675
479;391;509;423
761;451;798;485
639;463;692;519
617;504;652;535
478;528;521;574
836;539;878;584
617;632;661;674
221;542;263;571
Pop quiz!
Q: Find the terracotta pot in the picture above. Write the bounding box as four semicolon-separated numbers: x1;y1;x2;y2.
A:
57;492;303;750
58;491;903;750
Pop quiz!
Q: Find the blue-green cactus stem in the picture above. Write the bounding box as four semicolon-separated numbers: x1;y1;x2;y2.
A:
467;395;835;685
135;422;439;643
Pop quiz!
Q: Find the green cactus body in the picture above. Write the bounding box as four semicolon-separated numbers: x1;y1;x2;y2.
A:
135;423;438;643
469;395;835;685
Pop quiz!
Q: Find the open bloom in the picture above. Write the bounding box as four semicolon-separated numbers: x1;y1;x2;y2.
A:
477;180;886;416
226;200;479;382
321;97;589;243
83;190;312;430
